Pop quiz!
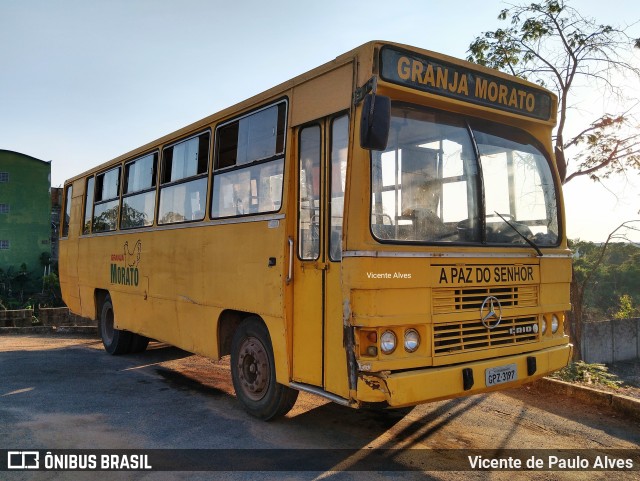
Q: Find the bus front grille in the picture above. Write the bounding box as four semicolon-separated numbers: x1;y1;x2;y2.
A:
433;316;539;355
432;286;538;314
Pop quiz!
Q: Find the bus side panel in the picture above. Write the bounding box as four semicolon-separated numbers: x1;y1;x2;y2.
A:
73;218;289;374
59;240;80;314
59;180;85;315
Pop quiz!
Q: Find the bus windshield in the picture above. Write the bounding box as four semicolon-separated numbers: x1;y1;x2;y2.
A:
371;104;559;246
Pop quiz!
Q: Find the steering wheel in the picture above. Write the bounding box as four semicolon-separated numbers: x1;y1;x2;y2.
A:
486;213;515;221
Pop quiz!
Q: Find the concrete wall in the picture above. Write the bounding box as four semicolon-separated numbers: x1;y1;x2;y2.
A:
582;318;640;364
37;307;96;327
0;309;34;327
0;307;96;328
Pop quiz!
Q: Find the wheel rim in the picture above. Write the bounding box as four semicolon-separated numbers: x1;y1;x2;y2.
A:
102;306;115;344
236;336;270;401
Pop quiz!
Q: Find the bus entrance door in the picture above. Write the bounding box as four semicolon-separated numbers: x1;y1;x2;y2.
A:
292;122;326;387
291;115;349;394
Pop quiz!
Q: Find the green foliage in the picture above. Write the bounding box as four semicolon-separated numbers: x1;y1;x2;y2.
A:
0;263;65;310
468;0;637;87
613;294;638;319
571;239;640;320
467;0;640;184
39;251;51;267
40;272;64;307
43;273;60;291
552;361;623;389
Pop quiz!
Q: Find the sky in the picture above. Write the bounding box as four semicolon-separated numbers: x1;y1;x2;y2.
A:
1;0;639;242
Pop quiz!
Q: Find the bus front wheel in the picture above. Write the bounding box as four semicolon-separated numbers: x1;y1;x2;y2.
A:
99;296;133;355
230;317;298;420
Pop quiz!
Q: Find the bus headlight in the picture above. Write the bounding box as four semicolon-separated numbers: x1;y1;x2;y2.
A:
551;314;560;334
541;318;547;335
404;329;420;353
380;330;397;354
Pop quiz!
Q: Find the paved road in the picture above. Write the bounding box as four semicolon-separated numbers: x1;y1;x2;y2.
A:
1;335;639;480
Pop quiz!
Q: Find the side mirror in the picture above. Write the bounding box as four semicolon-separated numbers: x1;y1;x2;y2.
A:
360;94;390;151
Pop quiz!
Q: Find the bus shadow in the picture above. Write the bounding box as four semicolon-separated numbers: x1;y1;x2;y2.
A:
124;344;489;451
111;342;193;369
277;395;487;473
288;394;484;443
153;366;227;397
117;343;237;398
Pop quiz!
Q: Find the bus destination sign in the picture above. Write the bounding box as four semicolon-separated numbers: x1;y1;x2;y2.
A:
380;46;553;121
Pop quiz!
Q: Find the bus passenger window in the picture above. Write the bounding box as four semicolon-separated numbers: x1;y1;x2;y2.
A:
121;153;157;229
158;132;210;225
93;167;120;232
211;160;283;217
211;101;286;219
159;178;207;223
216;103;286;170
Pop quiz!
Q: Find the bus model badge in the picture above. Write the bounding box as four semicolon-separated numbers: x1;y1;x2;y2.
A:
481;296;503;330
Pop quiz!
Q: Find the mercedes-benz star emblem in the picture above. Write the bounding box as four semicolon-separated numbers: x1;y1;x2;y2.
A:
480;296;503;330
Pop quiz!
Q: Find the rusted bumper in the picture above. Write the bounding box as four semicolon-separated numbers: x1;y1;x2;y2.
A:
357;344;573;407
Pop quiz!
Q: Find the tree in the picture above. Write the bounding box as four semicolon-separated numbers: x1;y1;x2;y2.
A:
467;0;640;184
613;294;638;320
0;264;34;308
569;221;639;359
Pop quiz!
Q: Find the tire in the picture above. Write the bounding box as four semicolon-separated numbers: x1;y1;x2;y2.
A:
128;333;149;354
230;317;298;420
99;296;133;355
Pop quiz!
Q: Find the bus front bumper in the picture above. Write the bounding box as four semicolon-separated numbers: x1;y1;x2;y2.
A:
356;344;573;408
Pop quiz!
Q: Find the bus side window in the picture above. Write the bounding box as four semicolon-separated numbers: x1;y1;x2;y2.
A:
298;125;321;260
121;152;157;229
329;115;348;261
158;133;209;225
93;167;120;233
211;102;286;219
83;176;94;234
62;185;72;237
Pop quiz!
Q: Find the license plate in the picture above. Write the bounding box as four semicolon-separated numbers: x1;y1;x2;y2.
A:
485;363;518;387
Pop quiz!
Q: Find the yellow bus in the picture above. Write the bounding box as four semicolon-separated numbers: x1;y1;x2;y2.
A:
60;41;572;420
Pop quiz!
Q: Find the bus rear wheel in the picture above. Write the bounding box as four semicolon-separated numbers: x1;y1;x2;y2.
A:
99;296;133;355
230;317;298;420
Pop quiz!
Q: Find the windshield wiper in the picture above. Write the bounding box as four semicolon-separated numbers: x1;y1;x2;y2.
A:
494;212;543;257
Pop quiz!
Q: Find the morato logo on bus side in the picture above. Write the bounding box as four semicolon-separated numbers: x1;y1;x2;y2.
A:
110;240;141;287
